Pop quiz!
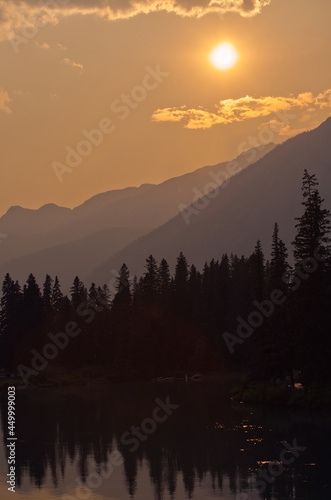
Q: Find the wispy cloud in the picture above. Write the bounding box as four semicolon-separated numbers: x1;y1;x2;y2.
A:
35;41;50;49
0;87;12;114
151;89;331;130
62;57;84;71
258;119;308;137
0;0;271;41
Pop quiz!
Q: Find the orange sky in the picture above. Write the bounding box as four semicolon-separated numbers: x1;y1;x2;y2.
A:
0;0;331;215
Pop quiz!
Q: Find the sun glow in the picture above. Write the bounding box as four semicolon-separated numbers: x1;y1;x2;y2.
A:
209;42;238;70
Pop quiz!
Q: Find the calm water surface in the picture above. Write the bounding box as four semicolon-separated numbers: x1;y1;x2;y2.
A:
0;377;330;500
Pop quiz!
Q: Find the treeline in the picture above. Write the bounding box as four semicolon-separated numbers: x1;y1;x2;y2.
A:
0;170;330;386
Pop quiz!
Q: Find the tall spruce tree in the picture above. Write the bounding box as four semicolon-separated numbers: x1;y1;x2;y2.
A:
112;264;131;309
42;274;53;314
52;276;63;313
269;223;289;291
174;252;189;314
70;276;87;309
158;259;171;303
293;170;331;263
249;240;265;301
143;255;159;301
291;170;331;385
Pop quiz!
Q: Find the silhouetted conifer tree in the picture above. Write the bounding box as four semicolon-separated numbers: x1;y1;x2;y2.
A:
290;170;331;385
70;276;87;309
174;252;189;314
158;258;171;303
249;240;265;301
52;276;63;313
143;255;159;301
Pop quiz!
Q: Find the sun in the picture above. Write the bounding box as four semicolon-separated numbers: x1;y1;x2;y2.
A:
209;42;238;70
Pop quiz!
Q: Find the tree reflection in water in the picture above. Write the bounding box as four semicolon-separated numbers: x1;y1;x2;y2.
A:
1;379;330;500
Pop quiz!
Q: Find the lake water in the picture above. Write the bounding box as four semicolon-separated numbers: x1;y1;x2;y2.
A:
0;377;330;500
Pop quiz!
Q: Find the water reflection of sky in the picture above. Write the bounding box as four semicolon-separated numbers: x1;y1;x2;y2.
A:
0;381;330;500
0;444;260;500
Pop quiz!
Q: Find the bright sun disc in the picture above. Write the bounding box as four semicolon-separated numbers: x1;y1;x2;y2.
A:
210;42;238;70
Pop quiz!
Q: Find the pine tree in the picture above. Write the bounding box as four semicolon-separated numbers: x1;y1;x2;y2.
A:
217;254;231;334
52;276;63;313
158;258;171;302
254;224;291;384
23;274;43;320
70;276;87;309
20;274;43;360
112;264;131;309
101;284;111;308
249;240;265;301
293;169;331;264
42;274;53;313
188;264;201;321
88;283;98;303
269;223;289;290
143;255;159;300
174;252;189;314
291;170;331;385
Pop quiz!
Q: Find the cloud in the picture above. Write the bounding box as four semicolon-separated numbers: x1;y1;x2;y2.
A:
0;87;12;114
0;0;271;41
259;120;308;137
0;1;59;42
35;41;50;49
62;57;84;71
151;89;331;129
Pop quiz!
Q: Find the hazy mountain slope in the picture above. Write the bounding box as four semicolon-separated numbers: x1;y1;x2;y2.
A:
0;204;71;237
0;185;155;237
37;143;275;242
72;184;155;218
0;144;274;270
0;227;150;292
88;118;331;284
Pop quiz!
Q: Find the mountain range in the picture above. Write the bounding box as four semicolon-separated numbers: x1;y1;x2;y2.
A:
0;143;273;291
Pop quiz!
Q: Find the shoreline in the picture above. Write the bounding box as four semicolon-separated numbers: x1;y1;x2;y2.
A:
1;371;331;410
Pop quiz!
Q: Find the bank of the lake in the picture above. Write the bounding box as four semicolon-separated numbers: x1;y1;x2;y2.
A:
232;379;331;409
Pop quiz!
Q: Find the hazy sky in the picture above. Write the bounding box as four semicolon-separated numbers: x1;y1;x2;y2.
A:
0;0;331;215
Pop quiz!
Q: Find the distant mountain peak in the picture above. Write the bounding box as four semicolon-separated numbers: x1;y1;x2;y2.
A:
5;205;25;214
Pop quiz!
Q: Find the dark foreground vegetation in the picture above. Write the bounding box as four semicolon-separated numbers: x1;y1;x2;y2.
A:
0;170;331;406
